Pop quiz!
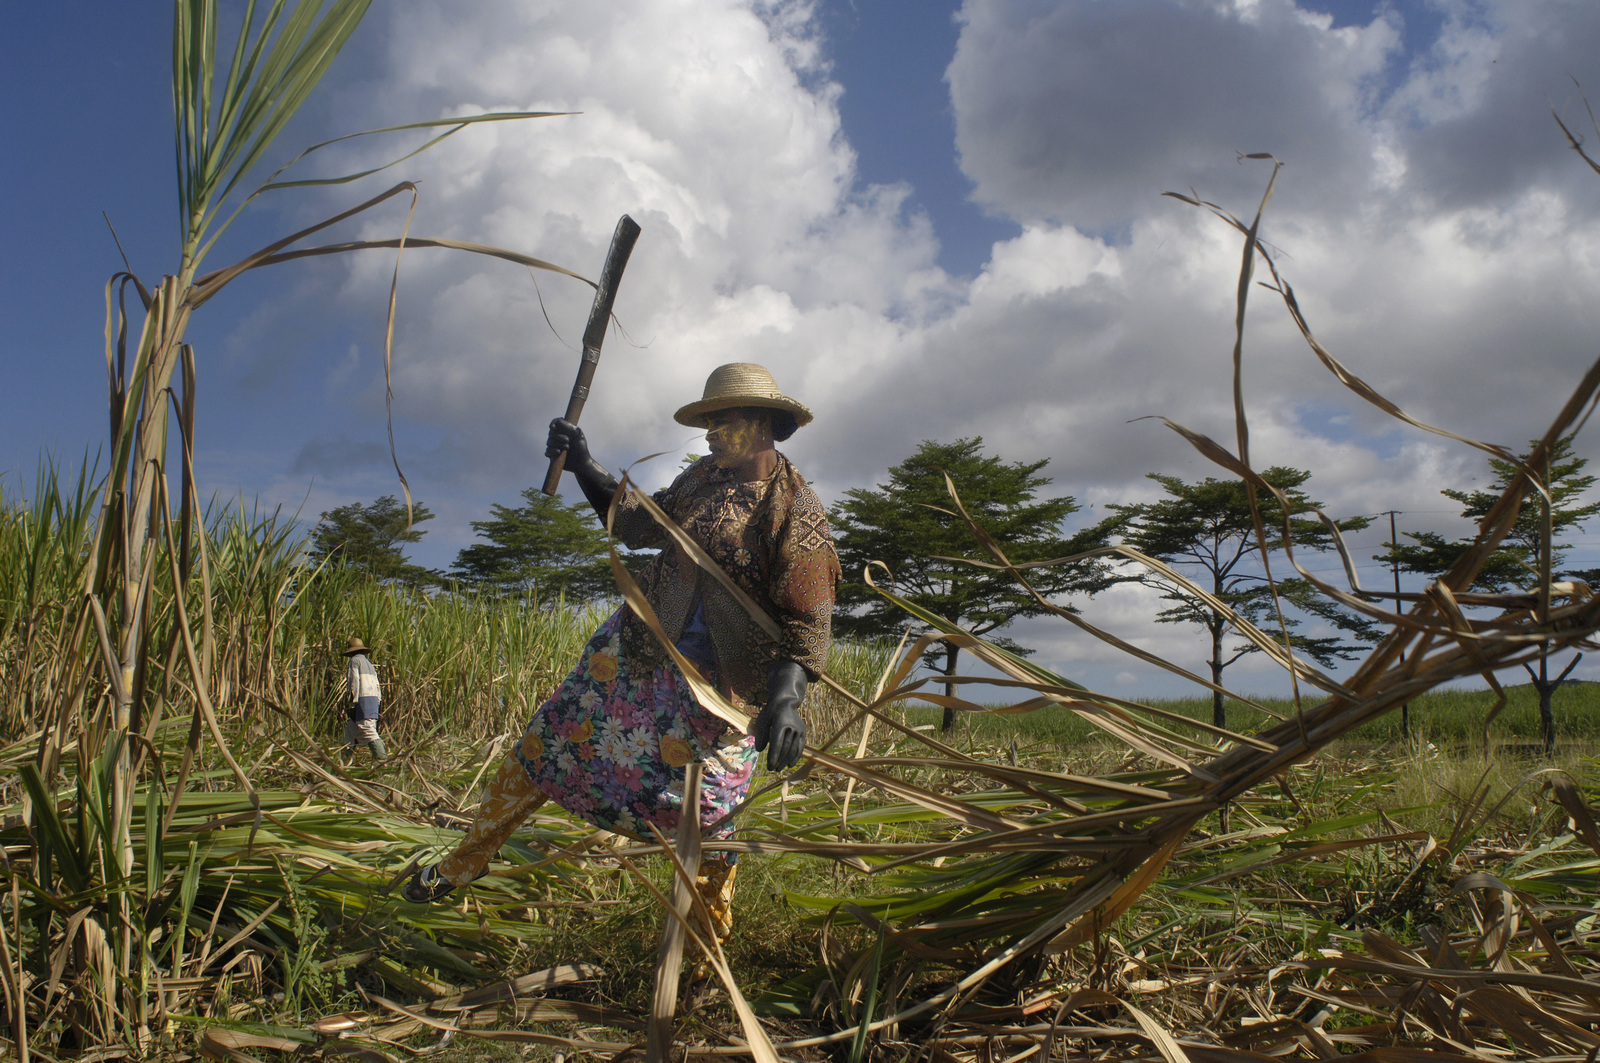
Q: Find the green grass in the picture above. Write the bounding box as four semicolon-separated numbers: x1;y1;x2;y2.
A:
390;728;1600;1058
906;681;1600;756
7;461;1600;1058
8;670;1598;1058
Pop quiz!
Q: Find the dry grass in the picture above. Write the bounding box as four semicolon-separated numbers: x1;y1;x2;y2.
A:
7;11;1600;1058
9;723;1580;1062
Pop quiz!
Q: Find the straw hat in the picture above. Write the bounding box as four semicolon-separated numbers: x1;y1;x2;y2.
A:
343;637;370;657
673;363;813;431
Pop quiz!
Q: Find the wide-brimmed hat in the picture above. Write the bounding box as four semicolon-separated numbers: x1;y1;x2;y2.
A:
673;363;813;431
343;637;370;657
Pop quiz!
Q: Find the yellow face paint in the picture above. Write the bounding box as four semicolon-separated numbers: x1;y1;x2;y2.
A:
705;409;771;468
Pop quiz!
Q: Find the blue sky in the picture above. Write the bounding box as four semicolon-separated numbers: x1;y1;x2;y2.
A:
1;1;1008;485
3;5;170;463
819;0;1017;277
5;0;1600;697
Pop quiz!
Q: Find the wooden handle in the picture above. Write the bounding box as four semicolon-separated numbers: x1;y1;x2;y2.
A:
542;451;569;495
542;214;643;495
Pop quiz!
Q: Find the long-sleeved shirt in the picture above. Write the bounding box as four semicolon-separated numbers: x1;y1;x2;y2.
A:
611;453;840;706
347;652;382;719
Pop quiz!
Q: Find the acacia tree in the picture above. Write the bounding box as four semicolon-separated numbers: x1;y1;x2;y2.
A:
449;487;612;601
831;438;1120;731
1112;467;1375;728
1382;437;1600;752
309;495;436;587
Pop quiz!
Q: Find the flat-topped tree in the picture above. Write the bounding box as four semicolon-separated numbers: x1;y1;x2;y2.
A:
830;437;1120;731
309;495;436;588
1113;467;1376;729
1382;436;1600;752
449;488;612;602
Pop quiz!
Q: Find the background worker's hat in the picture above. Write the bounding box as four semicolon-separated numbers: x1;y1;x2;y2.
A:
343;637;370;657
673;363;813;431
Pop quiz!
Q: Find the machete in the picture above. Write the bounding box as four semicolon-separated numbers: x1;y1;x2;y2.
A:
541;213;643;495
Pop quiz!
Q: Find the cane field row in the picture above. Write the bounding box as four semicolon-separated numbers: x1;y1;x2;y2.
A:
7;461;1590;761
5;461;1600;1059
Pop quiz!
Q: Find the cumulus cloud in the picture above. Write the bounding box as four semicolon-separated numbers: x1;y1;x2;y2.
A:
212;0;1600;693
948;0;1600;438
300;0;945;496
1389;0;1600;208
949;0;1401;229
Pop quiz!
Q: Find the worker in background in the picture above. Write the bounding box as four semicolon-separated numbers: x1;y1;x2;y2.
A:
343;636;386;761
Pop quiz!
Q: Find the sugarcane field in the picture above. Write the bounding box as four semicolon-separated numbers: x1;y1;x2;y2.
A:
8;2;1600;1062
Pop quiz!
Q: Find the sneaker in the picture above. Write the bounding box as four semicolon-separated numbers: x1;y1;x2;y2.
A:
400;864;456;904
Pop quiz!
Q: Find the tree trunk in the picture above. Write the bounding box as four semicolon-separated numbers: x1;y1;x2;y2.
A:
1209;615;1228;833
1525;646;1583;755
1209;620;1226;730
1537;649;1555;754
1537;679;1556;754
940;643;960;732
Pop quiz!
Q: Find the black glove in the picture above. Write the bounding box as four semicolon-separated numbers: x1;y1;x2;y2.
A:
752;659;808;772
546;418;620;521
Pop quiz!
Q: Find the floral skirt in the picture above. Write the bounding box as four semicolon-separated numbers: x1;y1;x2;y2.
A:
514;609;758;841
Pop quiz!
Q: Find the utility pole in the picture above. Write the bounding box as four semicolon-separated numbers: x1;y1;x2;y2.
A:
1387;510;1410;739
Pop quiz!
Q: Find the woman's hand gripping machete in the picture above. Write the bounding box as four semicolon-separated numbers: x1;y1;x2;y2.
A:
546;419;619;522
753;659;808;771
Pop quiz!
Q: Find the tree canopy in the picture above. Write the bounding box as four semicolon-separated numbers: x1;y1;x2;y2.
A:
1380;437;1600;751
1112;467;1375;727
449;488;613;602
831;437;1120;730
308;495;436;587
1385;437;1600;592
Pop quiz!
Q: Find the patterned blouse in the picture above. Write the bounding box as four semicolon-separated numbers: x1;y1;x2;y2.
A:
610;453;841;705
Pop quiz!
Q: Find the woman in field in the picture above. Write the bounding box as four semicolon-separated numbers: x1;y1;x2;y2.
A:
404;363;840;939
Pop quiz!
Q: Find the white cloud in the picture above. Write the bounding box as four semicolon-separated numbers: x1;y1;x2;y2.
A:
1387;0;1600;207
216;0;1600;694
948;0;1401;229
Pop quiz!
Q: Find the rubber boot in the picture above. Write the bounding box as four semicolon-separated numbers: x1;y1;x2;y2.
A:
367;737;387;761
